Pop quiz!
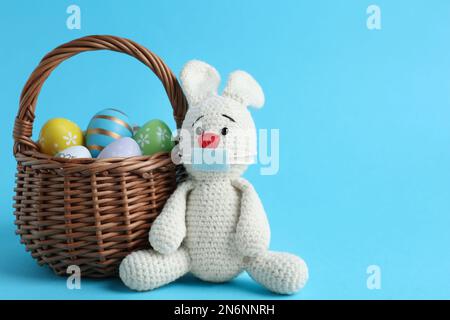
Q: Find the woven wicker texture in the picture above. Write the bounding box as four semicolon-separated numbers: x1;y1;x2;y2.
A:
12;35;188;277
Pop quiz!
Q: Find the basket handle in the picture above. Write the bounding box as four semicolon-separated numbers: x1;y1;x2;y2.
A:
13;35;188;156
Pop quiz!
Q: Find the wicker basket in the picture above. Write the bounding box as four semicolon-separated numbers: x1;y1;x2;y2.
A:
12;35;188;278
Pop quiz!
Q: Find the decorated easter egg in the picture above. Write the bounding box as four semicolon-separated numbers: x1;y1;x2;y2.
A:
86;108;133;157
55;146;92;159
97;137;142;159
38;118;84;155
134;119;174;156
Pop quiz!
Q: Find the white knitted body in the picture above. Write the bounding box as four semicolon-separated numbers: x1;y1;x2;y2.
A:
120;60;308;294
186;179;243;282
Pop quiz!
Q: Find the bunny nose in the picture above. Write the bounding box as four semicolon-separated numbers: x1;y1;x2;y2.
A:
198;132;220;149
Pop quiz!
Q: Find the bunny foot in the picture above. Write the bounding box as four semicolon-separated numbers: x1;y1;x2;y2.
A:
245;251;308;294
119;247;190;291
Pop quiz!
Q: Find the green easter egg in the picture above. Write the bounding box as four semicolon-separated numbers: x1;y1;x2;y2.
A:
134;119;174;156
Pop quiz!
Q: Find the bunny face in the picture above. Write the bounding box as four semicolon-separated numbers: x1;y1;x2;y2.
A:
178;60;264;179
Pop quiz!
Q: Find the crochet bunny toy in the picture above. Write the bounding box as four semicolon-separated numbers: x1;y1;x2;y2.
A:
119;60;308;294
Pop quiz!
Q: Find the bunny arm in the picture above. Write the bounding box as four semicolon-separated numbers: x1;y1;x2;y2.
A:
149;180;194;255
231;178;271;258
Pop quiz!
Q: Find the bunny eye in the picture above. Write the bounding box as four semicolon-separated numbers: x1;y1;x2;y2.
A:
221;127;229;136
195;127;204;135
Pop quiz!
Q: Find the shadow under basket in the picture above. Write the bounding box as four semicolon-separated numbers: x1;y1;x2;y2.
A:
12;35;188;278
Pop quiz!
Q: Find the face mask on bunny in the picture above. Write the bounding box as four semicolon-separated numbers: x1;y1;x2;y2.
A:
175;60;264;178
120;60;308;295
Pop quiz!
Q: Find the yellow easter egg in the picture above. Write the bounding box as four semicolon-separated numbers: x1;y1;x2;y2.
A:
38;118;84;155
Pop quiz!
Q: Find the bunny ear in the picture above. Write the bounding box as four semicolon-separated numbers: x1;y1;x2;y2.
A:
222;71;265;108
180;60;221;106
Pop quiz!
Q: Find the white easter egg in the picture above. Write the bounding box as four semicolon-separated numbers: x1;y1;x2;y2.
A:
97;137;142;159
55;146;92;159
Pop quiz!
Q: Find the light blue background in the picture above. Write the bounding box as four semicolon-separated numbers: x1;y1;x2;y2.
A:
1;0;449;300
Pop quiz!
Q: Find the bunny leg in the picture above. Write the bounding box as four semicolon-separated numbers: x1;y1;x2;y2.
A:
245;251;308;294
119;247;190;291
